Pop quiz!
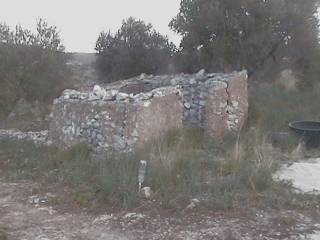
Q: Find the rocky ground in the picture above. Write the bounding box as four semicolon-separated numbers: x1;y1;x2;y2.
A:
275;158;320;194
0;177;320;240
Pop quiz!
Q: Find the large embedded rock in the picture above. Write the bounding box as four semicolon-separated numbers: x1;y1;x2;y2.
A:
125;89;183;148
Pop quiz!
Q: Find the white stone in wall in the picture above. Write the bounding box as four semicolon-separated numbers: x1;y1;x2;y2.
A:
196;69;206;76
184;102;191;109
143;101;152;107
93;85;107;99
231;101;239;108
49;71;248;151
116;92;129;100
0;129;49;145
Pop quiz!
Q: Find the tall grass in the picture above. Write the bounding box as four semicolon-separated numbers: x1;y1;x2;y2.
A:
0;140;141;208
4;78;313;210
0;225;7;240
0;127;291;210
142;128;283;209
248;83;320;132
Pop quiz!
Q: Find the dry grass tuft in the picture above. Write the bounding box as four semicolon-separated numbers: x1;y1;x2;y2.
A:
0;226;8;240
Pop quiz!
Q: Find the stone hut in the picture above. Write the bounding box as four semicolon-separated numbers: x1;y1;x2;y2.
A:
49;70;248;151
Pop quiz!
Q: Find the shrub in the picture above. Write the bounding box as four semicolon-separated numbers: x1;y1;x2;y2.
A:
0;19;71;121
248;83;320;133
95;17;176;82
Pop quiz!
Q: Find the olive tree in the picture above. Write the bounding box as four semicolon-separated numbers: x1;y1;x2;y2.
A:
170;0;320;84
95;17;175;82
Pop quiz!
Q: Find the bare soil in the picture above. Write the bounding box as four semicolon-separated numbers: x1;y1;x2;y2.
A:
0;180;319;240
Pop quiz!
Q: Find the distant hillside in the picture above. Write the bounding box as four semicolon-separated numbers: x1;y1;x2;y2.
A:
67;53;99;89
67;53;97;66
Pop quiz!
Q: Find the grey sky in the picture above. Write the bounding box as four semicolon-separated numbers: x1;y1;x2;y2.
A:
1;0;182;52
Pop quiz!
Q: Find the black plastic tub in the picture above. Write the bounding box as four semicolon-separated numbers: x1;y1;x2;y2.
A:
289;121;320;147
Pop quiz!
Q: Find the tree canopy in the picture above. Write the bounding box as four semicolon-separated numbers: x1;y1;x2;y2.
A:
95;17;175;82
0;19;70;119
170;0;320;82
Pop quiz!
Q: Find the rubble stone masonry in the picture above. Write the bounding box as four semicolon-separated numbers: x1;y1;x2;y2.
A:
48;70;248;151
0;70;248;151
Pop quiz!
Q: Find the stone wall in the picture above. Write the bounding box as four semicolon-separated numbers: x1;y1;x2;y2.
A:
49;86;182;151
49;70;248;151
0;129;49;145
102;70;248;133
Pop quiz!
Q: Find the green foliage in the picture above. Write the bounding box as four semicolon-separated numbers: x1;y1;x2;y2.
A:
0;140;140;208
248;83;320;132
170;0;320;84
0;140;59;180
0;19;71;121
95;152;141;207
143;128;280;209
95;17;176;82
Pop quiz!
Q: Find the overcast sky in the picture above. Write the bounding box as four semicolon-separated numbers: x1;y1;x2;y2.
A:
0;0;182;52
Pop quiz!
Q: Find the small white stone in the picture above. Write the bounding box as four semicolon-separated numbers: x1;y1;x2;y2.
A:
63;95;70;100
232;101;239;108
186;198;200;209
134;93;150;101
88;93;100;101
189;78;197;85
170;77;180;85
197;69;206;76
111;90;119;96
93;85;108;99
186;202;196;209
116;92;129;100
141;187;153;199
139;73;147;80
132;129;139;137
191;198;200;204
80;93;88;100
184;102;191;109
143;101;151;107
93;214;113;224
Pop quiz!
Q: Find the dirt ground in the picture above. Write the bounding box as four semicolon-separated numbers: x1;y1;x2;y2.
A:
0;181;127;240
0;180;320;240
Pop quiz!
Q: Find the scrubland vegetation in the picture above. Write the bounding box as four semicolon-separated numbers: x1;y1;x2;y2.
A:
0;19;71;128
1;0;320;211
0;125;316;210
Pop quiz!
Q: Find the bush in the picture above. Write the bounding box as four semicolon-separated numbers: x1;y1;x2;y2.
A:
95;17;175;82
0;19;71;121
